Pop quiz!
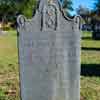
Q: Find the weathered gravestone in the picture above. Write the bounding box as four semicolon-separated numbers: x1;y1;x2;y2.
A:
17;0;81;100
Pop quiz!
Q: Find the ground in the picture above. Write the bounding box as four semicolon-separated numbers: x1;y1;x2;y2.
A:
81;32;100;100
0;30;100;100
0;31;19;100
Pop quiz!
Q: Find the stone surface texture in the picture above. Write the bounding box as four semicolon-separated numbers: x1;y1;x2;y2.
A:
17;0;81;100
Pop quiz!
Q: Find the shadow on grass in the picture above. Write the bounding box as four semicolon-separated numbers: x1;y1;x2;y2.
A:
82;37;92;40
82;47;100;51
81;64;100;76
82;36;100;41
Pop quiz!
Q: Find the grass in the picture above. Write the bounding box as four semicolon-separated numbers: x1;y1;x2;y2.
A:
81;31;100;64
0;30;19;100
81;31;100;100
0;30;100;100
82;32;100;48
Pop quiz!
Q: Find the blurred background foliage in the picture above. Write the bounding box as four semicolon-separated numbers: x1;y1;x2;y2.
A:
0;0;74;30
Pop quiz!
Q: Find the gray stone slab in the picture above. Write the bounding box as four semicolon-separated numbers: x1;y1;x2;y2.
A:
17;0;81;100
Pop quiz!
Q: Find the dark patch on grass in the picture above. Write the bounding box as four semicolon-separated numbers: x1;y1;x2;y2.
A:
82;37;92;40
81;64;100;76
82;47;100;51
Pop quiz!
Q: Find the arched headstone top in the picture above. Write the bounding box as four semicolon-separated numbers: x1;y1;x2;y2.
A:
17;0;81;32
37;0;60;11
